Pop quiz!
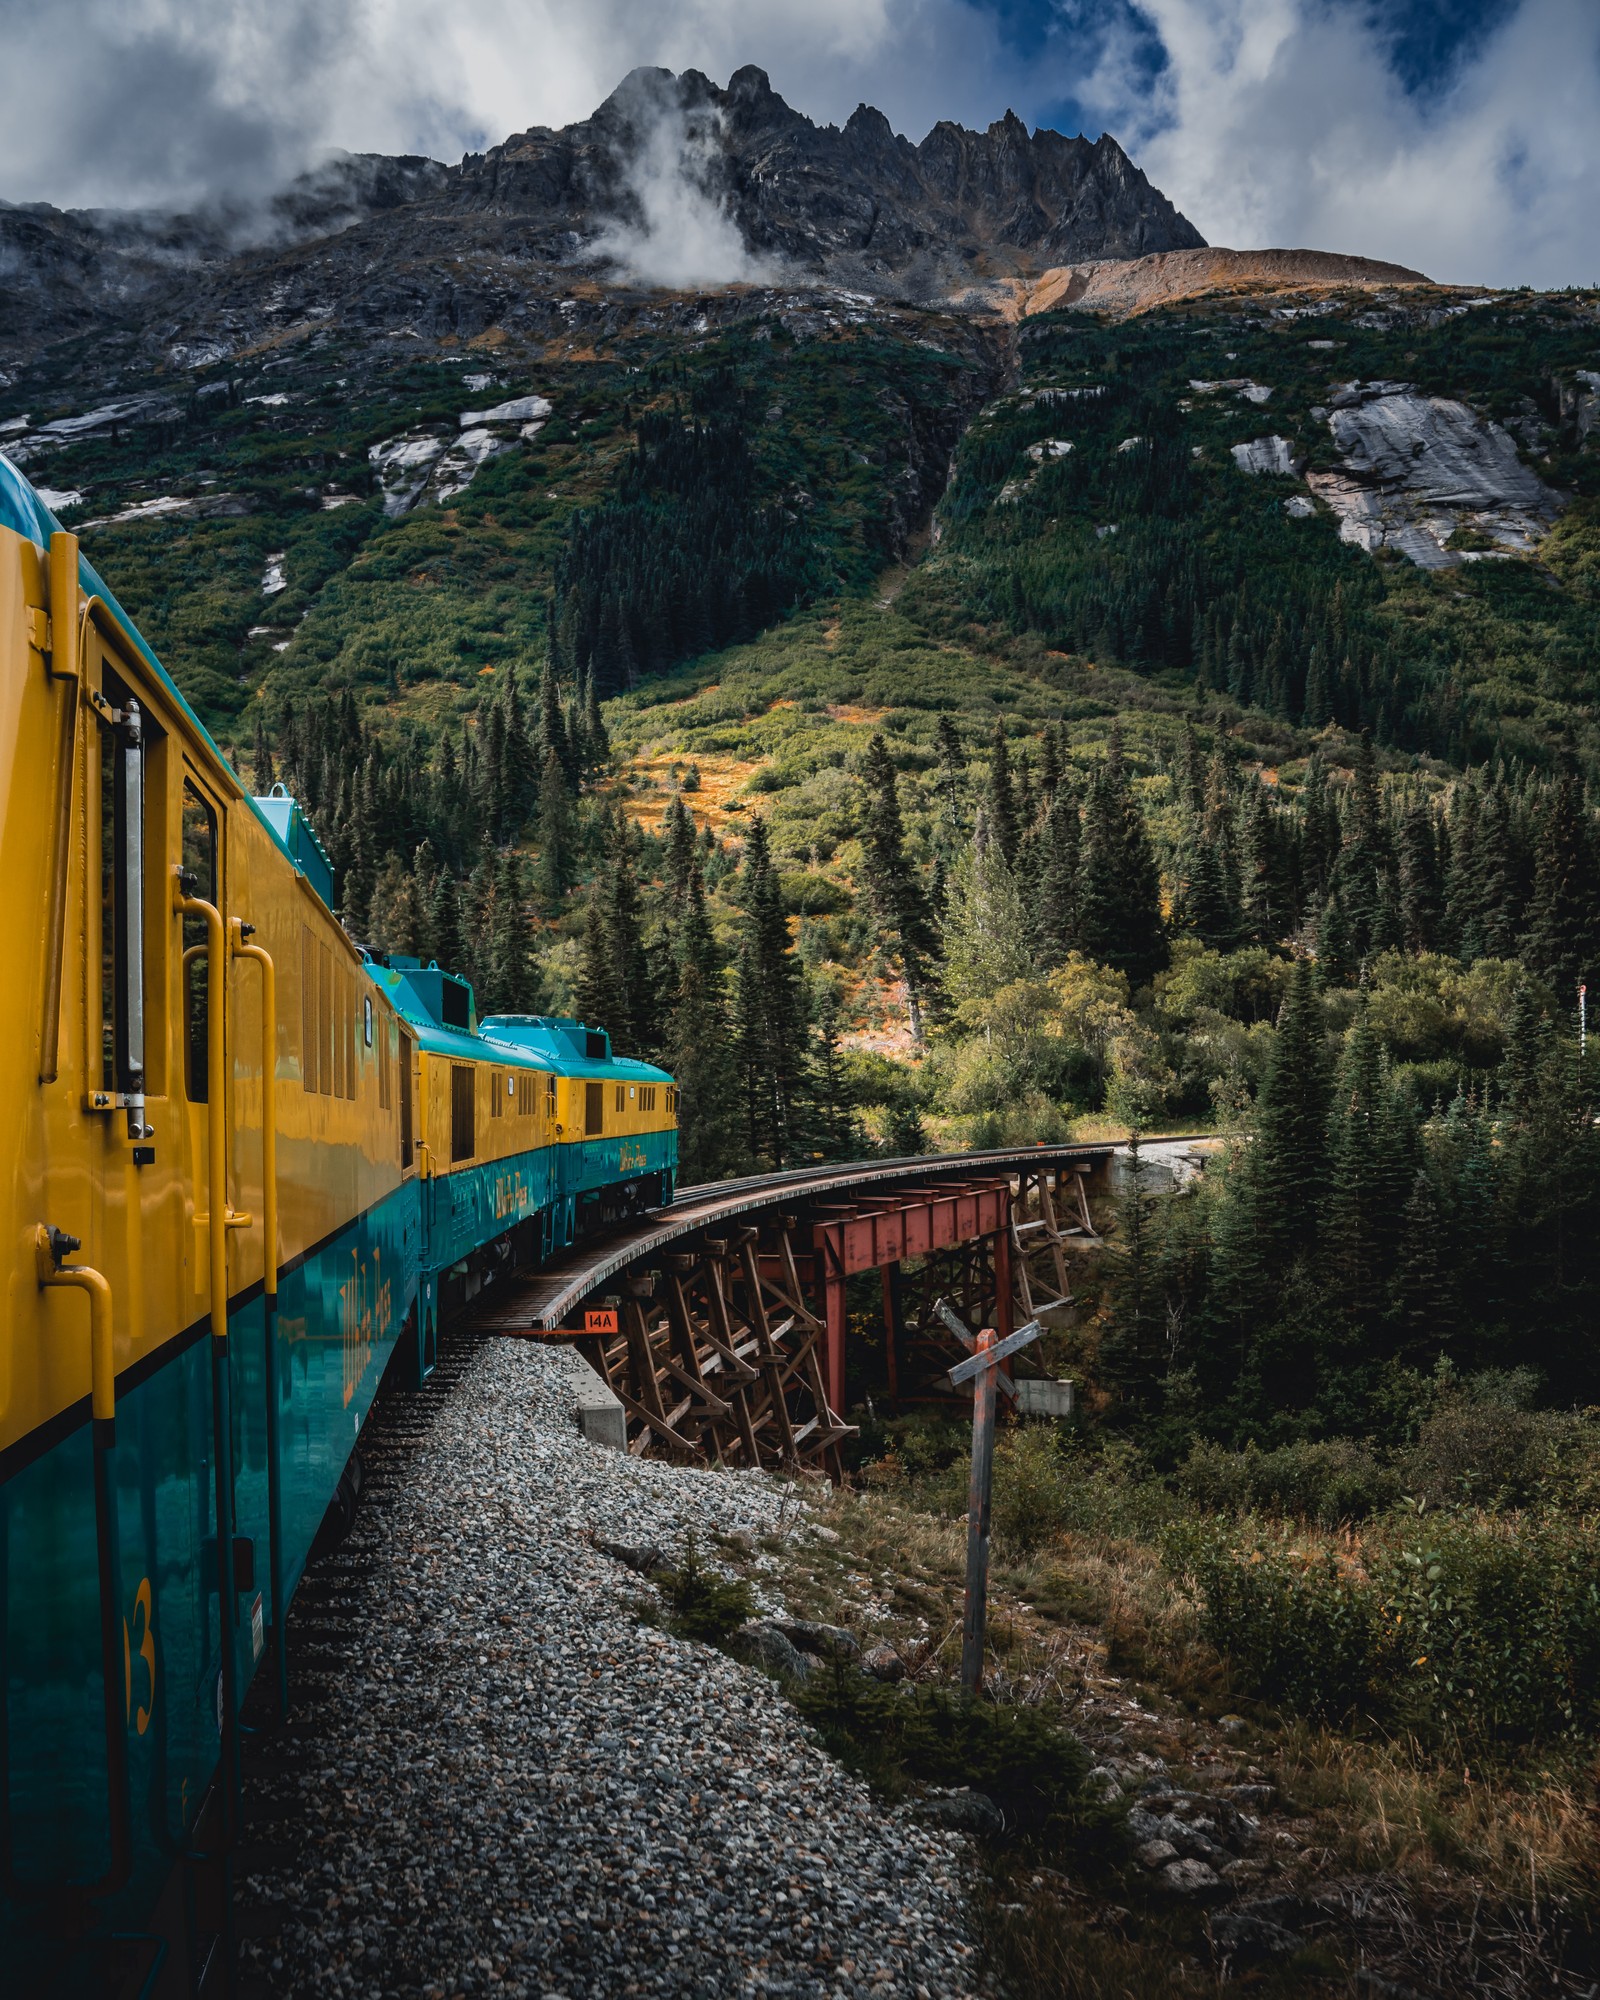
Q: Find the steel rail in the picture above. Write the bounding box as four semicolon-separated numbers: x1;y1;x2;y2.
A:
481;1141;1153;1334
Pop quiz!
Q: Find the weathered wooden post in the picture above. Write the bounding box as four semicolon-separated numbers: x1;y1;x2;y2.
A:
940;1301;1040;1696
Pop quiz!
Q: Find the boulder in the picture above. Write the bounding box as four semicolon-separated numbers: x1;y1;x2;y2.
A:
774;1618;860;1662
916;1790;1005;1839
1211;1910;1305;1958
1159;1857;1228;1900
735;1621;813;1683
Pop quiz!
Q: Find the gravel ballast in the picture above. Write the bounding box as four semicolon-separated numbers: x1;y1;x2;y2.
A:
238;1337;982;1999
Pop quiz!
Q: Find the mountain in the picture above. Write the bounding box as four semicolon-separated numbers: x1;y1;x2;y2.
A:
0;67;1203;369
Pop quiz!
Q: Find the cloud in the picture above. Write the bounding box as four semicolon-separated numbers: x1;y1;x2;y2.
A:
0;0;1593;287
586;74;784;288
0;0;1024;212
1068;0;1600;287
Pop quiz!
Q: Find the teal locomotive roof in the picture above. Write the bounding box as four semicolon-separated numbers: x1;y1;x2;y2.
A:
479;1014;673;1083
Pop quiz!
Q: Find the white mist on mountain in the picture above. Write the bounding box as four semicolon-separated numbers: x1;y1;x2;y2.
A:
590;100;780;290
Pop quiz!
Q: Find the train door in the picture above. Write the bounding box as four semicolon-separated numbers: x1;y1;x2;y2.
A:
178;774;225;1274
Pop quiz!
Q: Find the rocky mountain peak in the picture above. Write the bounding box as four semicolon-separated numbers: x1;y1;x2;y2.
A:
0;65;1206;370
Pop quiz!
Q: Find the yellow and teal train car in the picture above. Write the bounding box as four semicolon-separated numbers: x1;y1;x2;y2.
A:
0;451;676;1994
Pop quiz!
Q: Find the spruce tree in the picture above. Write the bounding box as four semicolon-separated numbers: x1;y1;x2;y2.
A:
859;733;938;1038
734;816;809;1168
534;750;574;908
250;713;275;794
1254;958;1330;1260
1397;801;1442;954
1524;768;1600;996
934;714;964;833
940;808;1032;1005
601;812;652;1057
1239;782;1292;948
664;793;697;908
1035;789;1081;968
1077;733;1167;985
663;858;739;1181
1325;1011;1414;1327
576;897;609;1031
987;720;1020;867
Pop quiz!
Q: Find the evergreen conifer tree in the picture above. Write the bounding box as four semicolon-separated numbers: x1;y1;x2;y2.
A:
987;720;1020;866
534;750;574;908
250;714;275;794
576;897;609;1031
1077;732;1167;984
734;816;809;1168
940;807;1032;1005
1254;957;1330;1260
859;733;938;1038
663;858;739;1181
1035;789;1081;968
1524;768;1600;995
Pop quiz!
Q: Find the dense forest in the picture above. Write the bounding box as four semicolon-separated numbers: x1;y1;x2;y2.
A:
14;268;1600;1992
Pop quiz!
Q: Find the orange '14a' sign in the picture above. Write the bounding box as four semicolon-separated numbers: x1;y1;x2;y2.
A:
585;1308;619;1335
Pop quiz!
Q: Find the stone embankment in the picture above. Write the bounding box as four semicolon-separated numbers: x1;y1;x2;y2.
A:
236;1338;980;2000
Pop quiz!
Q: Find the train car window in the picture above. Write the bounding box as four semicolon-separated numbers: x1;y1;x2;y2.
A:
299;929;317;1093
451;1064;475;1162
98;696;145;1097
441;977;470;1031
181;781;217;1101
339;962;355;1099
585;1081;603;1136
331;961;345;1099
364;995;374;1049
398;1029;414;1166
585;1030;607;1060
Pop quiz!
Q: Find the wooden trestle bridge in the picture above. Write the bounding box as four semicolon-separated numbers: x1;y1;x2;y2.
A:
473;1145;1118;1475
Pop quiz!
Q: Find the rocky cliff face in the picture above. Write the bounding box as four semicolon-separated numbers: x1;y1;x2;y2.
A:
0;66;1202;371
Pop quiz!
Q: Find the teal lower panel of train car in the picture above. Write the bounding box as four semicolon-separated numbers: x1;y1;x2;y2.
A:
562;1129;678;1205
0;1181;417;1994
421;1149;553;1276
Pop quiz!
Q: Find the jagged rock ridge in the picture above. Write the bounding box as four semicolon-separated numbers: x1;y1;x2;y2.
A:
0;66;1202;366
457;65;1204;281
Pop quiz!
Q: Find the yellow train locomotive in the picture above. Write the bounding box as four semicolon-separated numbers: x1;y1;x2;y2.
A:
0;452;676;1994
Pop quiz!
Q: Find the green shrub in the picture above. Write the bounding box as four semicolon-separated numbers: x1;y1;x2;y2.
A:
1399;1384;1584;1508
1370;1511;1600;1742
1178;1437;1400;1524
1168;1522;1395;1722
656;1537;756;1644
796;1664;1115;1845
1170;1509;1600;1744
992;1426;1075;1557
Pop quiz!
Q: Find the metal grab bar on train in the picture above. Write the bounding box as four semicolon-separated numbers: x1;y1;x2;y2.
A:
37;533;80;1084
175;875;243;1842
231;918;288;1720
29;1225;133;1895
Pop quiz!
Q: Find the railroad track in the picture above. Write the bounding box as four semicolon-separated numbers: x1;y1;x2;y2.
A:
468;1142;1149;1475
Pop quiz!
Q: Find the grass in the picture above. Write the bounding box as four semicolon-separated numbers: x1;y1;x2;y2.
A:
701;1413;1600;1997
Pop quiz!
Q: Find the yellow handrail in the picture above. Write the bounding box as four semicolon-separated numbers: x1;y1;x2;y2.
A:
230;923;277;1304
38;533;80;1083
34;1224;114;1432
176;879;249;1335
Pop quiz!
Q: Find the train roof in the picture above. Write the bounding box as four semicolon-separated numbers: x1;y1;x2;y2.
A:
0;451;331;905
480;1014;673;1084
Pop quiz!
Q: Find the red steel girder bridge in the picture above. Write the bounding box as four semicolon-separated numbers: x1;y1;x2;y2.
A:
473;1145;1118;1474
